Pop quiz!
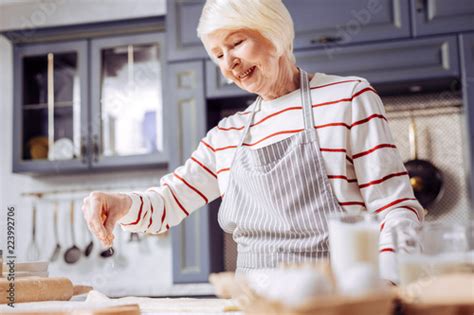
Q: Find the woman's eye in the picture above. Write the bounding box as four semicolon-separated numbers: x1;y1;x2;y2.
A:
234;40;243;46
216;54;223;59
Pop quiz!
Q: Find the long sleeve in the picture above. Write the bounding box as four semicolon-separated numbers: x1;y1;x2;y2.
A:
116;127;221;234
349;80;424;283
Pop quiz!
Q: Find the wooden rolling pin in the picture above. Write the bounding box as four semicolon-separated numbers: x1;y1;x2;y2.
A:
0;276;92;304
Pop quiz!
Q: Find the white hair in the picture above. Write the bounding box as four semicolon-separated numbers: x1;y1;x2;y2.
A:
197;0;295;64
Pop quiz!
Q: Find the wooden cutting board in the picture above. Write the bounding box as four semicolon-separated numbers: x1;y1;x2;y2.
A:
0;277;92;304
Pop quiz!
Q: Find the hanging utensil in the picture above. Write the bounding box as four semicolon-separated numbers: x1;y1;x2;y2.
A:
64;200;81;264
81;208;94;257
49;201;61;262
404;115;444;209
26;201;40;261
84;228;94;258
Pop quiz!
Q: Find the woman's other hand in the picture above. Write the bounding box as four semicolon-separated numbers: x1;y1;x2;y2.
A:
81;192;132;248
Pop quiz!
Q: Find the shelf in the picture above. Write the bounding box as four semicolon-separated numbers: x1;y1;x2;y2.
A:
23;101;74;110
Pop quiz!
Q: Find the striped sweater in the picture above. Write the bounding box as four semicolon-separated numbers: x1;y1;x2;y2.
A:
117;72;424;283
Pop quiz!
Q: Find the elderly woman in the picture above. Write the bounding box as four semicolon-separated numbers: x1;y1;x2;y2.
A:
82;0;423;283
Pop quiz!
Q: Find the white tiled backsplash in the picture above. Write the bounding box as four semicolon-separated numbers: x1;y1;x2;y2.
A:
382;91;469;225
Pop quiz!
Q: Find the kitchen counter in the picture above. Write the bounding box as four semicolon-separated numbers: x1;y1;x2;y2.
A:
0;290;242;314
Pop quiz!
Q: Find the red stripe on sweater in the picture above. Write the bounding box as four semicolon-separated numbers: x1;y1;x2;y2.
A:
122;195;144;226
217;168;230;174
380;222;385;232
311;79;361;90
315;122;351;130
243;129;304;147
328;175;358;183
319;148;353;164
312;87;376;109
358;171;409;189
380;247;395;253
166;224;170;229
320;148;347;153
191;157;217;178
174;172;208;204
353;144;397;159
399;205;421;221
161;205;166;224
374;198;417;214
200;140;215;152
147;204;154;229
351;113;387;128
218;106;302;131
163;183;189;216
339;201;366;207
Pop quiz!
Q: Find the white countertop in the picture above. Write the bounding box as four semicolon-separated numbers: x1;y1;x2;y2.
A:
0;290;243;315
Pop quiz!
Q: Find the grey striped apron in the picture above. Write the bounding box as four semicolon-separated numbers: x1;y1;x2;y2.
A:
218;69;345;273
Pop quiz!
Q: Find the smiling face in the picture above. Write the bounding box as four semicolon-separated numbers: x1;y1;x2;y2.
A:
205;28;295;100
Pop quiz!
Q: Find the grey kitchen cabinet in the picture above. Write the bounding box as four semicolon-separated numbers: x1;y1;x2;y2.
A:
295;35;459;85
166;0;207;62
411;0;474;36
205;35;459;98
13;40;90;173
166;0;410;62
167;61;222;282
460;32;474;203
90;33;169;170
9;17;169;174
285;0;410;50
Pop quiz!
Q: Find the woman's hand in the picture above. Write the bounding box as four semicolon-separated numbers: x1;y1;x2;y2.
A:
81;192;132;248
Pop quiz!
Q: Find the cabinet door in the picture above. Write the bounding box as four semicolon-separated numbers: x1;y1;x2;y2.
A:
90;33;169;169
295;35;459;85
13;40;89;173
167;61;218;283
411;0;474;36
285;0;410;50
460;32;474;205
167;0;207;62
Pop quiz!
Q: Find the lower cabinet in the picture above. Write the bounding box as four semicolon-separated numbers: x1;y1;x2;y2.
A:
167;61;222;283
460;32;474;204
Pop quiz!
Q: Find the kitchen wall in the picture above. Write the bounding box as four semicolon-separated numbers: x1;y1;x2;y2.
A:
0;0;214;297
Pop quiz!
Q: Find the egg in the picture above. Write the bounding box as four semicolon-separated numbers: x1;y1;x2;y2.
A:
247;267;334;307
337;262;384;296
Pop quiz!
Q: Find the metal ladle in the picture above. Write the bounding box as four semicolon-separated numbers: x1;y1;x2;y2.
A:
49;201;61;262
26;201;40;261
64;200;81;264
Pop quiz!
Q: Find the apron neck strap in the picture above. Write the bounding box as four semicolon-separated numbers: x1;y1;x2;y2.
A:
237;68;314;148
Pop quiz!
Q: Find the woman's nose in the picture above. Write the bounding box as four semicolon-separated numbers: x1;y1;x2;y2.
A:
224;54;239;70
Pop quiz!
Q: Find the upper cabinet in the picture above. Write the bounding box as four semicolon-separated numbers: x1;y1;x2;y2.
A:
167;0;207;62
411;0;474;36
13;40;90;173
166;0;410;62
90;33;169;169
9;18;168;174
285;0;410;50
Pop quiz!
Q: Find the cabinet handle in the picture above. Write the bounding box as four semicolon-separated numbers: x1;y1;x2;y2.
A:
80;136;88;164
415;0;426;13
311;36;343;45
92;135;100;163
47;53;55;160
